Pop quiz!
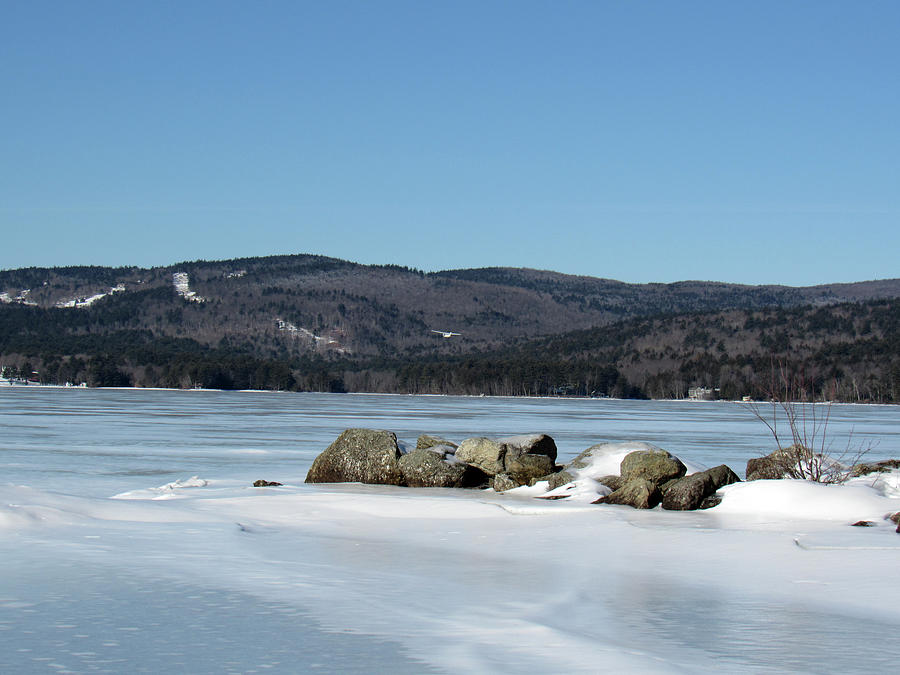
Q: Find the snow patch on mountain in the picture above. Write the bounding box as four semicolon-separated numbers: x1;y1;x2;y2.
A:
173;273;205;302
56;284;127;308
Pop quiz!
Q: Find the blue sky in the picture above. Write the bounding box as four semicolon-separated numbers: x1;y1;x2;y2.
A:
2;1;897;285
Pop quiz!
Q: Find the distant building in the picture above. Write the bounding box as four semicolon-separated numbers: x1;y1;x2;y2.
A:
688;386;717;401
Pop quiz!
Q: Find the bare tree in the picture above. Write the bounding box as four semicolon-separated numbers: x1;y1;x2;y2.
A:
747;359;871;484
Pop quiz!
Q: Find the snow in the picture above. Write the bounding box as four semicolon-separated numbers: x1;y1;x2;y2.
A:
0;288;38;305
3;475;899;672
56;283;127;308
714;478;899;522
2;391;899;673
172;272;205;302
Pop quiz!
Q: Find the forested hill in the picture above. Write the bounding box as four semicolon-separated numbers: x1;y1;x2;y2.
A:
1;254;899;400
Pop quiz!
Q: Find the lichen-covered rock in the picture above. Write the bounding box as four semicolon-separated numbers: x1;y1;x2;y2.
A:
851;459;900;477
598;475;625;491
305;428;404;485
492;473;519;492
567;442;656;474
505;452;555;486
543;470;575;491
661;472;716;510
399;447;483;488
698;494;723;509
620;449;686;485
456;437;507;476
746;445;805;481
416;434;458;451
594;478;661;509
704;464;742;489
500;434;558;463
662;464;740;510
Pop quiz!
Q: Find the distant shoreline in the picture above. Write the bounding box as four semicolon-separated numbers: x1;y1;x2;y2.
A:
0;382;895;407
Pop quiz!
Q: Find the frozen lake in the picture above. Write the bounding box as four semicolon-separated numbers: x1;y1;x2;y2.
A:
2;389;899;673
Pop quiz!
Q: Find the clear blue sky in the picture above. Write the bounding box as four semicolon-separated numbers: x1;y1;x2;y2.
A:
2;1;897;285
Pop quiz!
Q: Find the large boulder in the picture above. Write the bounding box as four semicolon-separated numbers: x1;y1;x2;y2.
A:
566;441;669;479
541;442;671;501
456;437;507;476
500;434;558;464
305;428;404;485
746;445;803;481
505;452;555;486
620;449;686;484
594;478;661;509
662;464;741;510
455;434;557;477
399;447;484;488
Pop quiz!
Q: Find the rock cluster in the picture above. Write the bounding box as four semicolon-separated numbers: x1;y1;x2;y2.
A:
304;428;744;511
592;449;740;510
305;429;558;490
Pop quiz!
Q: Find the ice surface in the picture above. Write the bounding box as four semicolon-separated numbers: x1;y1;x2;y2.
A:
2;390;900;673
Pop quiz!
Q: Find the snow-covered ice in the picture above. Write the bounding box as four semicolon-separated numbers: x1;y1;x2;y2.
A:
2;390;899;673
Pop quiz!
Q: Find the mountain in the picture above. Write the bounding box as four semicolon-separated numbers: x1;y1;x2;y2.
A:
2;254;899;399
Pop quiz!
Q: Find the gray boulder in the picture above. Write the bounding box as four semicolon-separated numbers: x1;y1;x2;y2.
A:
505;452;555;487
416;434;458;451
500;434;558;464
305;428;404;485
662;464;740;510
704;464;742;488
456;437;507;476
492;473;519;492
399;447;484;488
746;446;803;481
594;478;661;509
661;472;715;510
620;449;686;484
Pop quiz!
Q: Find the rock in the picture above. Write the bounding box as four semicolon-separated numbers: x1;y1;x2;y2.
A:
492;473;519;492
662;464;740;510
305;428;404;485
416;434;458;451
594;478;662;509
620;449;686;484
661;472;716;511
704;464;742;488
505;452;555;487
698;494;722;509
567;442;657;473
252;479;282;487
500;434;558;463
398;448;484;488
746;445;805;481
543;470;575;491
598;475;625;491
851;520;875;527
851;459;900;477
456;437;507;476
